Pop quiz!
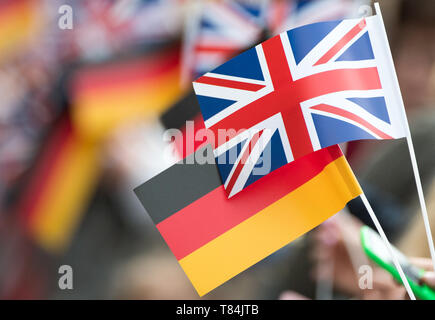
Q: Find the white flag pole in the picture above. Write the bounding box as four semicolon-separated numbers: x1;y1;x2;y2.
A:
374;2;435;272
361;193;416;300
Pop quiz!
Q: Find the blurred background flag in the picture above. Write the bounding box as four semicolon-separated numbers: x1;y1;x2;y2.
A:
193;15;407;197
134;144;362;296
15;44;184;254
71;0;184;59
70;46;183;141
181;0;268;84
16;116;100;253
0;0;43;63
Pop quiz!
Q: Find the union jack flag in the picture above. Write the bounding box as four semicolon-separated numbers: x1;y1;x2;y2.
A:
182;0;267;83
193;16;406;197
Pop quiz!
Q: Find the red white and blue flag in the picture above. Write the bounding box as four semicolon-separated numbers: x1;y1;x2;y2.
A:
193;15;406;197
182;0;267;83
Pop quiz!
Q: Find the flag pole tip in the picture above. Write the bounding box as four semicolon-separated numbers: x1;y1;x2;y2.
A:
374;2;381;15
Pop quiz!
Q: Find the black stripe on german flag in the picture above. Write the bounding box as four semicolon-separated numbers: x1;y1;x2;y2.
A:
134;145;221;224
160;90;201;130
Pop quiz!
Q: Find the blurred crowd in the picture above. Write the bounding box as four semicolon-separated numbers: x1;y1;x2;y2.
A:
1;0;435;299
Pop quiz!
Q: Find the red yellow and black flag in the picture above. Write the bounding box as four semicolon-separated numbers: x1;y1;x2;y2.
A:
70;47;183;141
135;144;362;296
0;0;42;62
16;45;184;253
17;117;100;253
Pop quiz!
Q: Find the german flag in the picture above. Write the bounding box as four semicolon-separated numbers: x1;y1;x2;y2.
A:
135;144;362;296
0;0;42;62
17;117;100;253
16;46;184;254
70;47;183;141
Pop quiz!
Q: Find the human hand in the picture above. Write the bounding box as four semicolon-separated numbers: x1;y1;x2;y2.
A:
410;257;435;289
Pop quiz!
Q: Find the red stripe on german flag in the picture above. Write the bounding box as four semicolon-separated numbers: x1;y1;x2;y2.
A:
135;144;362;296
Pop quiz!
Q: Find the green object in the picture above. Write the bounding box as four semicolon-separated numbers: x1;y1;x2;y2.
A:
360;225;435;300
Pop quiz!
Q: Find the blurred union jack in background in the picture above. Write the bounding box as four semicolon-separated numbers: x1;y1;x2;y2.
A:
182;0;268;83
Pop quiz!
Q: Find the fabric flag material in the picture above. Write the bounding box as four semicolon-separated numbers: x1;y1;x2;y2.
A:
182;0;267;82
193;15;406;197
134;144;362;296
0;0;42;62
17;117;100;253
16;46;183;253
73;0;183;53
70;46;182;141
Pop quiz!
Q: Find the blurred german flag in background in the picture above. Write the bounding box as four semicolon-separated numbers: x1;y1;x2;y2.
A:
17;46;184;253
70;47;183;140
18;117;100;253
0;0;42;62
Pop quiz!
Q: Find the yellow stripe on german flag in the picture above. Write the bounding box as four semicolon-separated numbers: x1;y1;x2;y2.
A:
17;118;100;253
135;144;362;296
0;0;42;62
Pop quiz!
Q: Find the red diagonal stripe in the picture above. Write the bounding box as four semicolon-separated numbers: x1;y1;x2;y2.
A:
262;36;314;157
195;76;265;92
225;130;264;195
315;19;366;66
310;104;393;139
